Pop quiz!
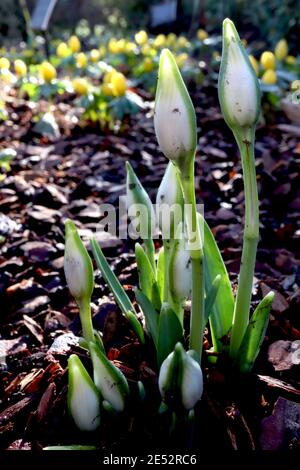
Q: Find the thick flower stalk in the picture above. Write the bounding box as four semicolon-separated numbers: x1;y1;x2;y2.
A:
218;19;261;359
64;219;95;343
67;354;100;431
158;342;203;411
154;49;204;361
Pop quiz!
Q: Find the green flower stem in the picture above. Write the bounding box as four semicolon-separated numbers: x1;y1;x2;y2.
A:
180;164;204;362
163;239;171;302
144;238;156;274
78;297;94;344
230;128;259;359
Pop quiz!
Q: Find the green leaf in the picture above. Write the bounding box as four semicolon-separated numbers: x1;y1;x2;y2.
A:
157;303;183;367
135;242;161;312
91;238;144;344
135;289;159;347
236;291;274;373
156;246;164;301
202;216;234;352
204;274;221;324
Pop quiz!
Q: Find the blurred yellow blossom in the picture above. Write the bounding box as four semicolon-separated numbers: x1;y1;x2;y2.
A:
274;39;288;61
56;42;70;58
135;30;148;46
0;57;10;69
14;59;27;77
90;49;100;62
175;53;188;68
76;52;87;68
177;36;189;48
261;69;277;85
40;61;56;82
248;55;259;75
68;35;81;53
286;55;296;65
166;33;177;47
125;42;136;53
111;72;127;96
197;29;208;41
108;38;119;54
260;51;276;70
143;57;154;72
102;83;114;96
153;34;166;48
291;79;300;90
72;77;89;95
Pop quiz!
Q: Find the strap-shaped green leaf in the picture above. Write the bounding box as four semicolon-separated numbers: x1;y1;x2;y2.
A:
157;303;183;367
204;274;221;325
135;289;159;347
156;246;165;301
91;238;144;344
202;216;234;351
236;291;274;373
135;243;161;312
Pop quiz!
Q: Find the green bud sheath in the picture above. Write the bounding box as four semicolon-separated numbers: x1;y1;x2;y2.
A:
64;219;95;343
154;48;197;178
68;354;100;431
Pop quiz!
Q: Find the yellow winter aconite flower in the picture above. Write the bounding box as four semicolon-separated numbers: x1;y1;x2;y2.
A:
260;51;276;70
177;36;189;48
166;33;177;47
175;53;188;68
261;69;277;85
143;57;154;72
90;49;100;62
111;72;127;97
40;61;57;82
135;30;148;46
14;59;27;77
108;38;119;54
248;55;259;75
197;29;208;41
76;52;87;68
274;39;288;61
72;77;89;95
56;42;70;58
102;83;114;96
286;55;296;65
153;34;166;48
125;42;136;53
68;35;81;53
0;57;10;69
103;70;116;84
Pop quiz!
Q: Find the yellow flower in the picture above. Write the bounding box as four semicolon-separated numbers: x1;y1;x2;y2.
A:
177;36;189;48
175;53;188;68
90;49;100;62
72;77;89;95
274;39;288;61
111;72;127;97
103;70;116;84
56;42;70;58
68;35;81;53
108;38;119;54
260;51;276;70
125;42;136;53
153;34;166;48
286;55;296;65
14;59;27;77
261;69;277;85
197;29;208;41
76;52;87;68
0;57;10;69
143;57;154;72
99;46;106;58
291;79;300;90
40;61;57;82
248;55;259;75
102;83;114;96
166;33;177;47
116;39;126;53
135;30;148;46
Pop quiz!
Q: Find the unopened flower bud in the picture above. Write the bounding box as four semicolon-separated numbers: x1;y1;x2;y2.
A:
64;219;94;302
156;161;184;239
158;342;203;411
218;19;260;130
89;342;129;412
68;354;100;431
154;49;197;176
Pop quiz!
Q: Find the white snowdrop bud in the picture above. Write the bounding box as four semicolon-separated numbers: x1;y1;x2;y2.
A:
218;18;260;130
154;49;197;176
67;354;100;431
